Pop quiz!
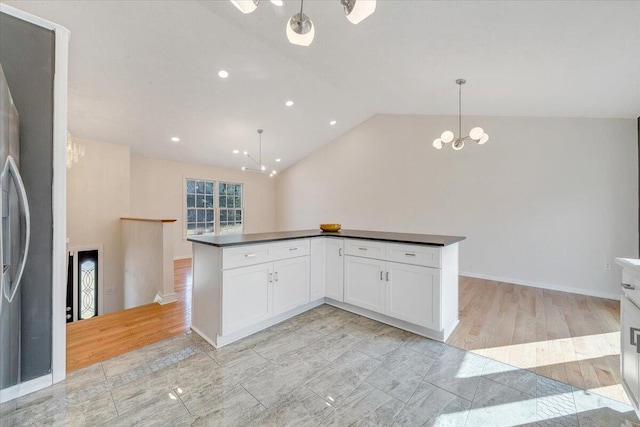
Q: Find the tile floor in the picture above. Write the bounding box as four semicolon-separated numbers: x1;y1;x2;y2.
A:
1;304;639;426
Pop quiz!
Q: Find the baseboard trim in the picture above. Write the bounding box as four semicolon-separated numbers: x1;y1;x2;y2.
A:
210;299;326;348
0;374;53;404
459;271;621;301
154;292;178;305
325;299;454;342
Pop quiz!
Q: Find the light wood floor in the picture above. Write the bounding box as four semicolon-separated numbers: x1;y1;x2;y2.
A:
65;258;192;372
447;276;626;404
66;260;626;403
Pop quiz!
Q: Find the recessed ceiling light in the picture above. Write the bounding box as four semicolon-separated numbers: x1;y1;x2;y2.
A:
330;120;337;126
232;149;239;154
270;0;283;5
171;137;180;143
285;100;294;107
218;70;229;78
275;158;281;162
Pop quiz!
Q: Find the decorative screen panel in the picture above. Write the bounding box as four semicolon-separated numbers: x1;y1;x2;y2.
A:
77;250;98;320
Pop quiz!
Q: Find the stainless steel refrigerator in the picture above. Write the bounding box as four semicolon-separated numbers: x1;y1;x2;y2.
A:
0;63;31;390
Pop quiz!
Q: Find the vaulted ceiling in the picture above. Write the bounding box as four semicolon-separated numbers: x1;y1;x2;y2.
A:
5;1;640;171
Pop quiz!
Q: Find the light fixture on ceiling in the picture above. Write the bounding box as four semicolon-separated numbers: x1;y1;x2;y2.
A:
285;100;294;107
329;120;337;126
66;132;85;169
230;0;259;14
241;129;276;177
218;70;229;78
287;0;315;47
275;158;281;162
171;136;181;143
433;79;489;151
342;0;376;24
230;0;376;47
232;149;240;154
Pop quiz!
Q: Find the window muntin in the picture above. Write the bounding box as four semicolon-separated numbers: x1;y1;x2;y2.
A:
186;179;215;236
219;182;243;235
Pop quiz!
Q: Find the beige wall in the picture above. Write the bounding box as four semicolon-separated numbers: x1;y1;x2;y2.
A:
129;155;277;259
68;140;276;314
276;114;638;298
67;137;130;314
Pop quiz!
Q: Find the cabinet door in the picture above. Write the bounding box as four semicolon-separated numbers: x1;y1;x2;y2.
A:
344;255;385;314
273;256;310;316
310;239;326;301
386;261;440;330
221;263;273;335
621;297;640;407
325;239;344;302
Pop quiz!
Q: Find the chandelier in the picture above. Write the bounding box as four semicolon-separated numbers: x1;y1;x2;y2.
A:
240;129;277;178
230;0;377;47
66;132;85;168
433;79;489;151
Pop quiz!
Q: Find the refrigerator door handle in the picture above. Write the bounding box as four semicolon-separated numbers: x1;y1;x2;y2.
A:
3;155;30;303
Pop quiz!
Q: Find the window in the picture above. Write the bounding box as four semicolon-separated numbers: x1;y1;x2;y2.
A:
219;182;243;235
185;179;215;236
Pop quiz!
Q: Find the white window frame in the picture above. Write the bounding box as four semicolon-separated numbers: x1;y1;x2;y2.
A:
182;177;245;239
218;181;244;235
183;176;217;239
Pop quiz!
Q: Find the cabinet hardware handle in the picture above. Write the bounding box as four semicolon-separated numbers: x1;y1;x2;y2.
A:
632;327;640;353
622;283;636;290
380;271;383;280
289;247;298;251
275;272;279;281
359;247;368;251
339;248;342;256
269;272;273;282
386;272;389;281
245;253;256;258
405;253;416;257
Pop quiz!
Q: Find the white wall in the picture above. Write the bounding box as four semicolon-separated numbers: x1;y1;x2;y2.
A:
67;137;130;314
121;219;175;308
276;114;638;298
129;156;277;259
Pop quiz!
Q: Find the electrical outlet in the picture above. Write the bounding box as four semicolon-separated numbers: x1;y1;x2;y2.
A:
105;287;117;295
604;262;612;271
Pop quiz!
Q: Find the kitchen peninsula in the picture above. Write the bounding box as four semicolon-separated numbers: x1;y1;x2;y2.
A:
188;229;465;348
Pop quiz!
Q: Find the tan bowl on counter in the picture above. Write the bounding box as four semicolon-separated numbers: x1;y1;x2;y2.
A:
320;224;341;232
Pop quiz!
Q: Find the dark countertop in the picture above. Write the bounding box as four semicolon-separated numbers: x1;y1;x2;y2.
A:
188;229;466;248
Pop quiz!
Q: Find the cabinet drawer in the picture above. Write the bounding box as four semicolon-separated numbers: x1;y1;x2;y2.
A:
386;243;441;268
271;239;310;261
344;239;386;260
222;243;273;270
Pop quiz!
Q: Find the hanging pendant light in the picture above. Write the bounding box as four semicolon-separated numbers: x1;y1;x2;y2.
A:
230;0;260;14
287;0;315;46
239;129;276;177
341;0;377;24
66;132;85;169
231;0;376;46
433;79;489;151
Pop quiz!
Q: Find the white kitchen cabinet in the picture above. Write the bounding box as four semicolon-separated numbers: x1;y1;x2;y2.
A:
344;255;386;314
622;296;640;408
221;262;273;336
616;258;640;416
309;239;326;301
191;232;461;349
273;256;310;316
386;262;440;330
325;238;344;302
